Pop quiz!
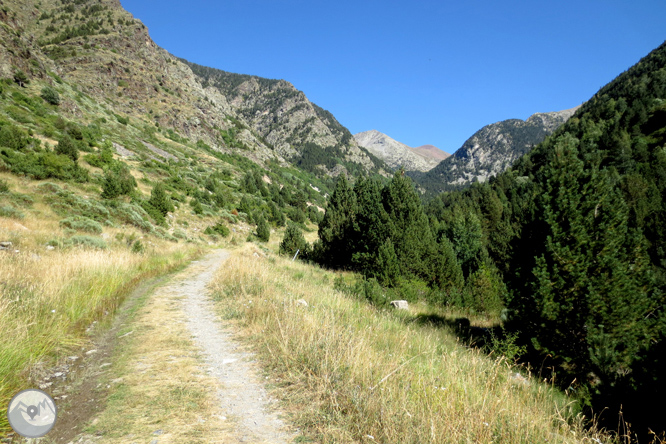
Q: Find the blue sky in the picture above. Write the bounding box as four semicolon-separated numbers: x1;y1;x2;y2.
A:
119;0;665;153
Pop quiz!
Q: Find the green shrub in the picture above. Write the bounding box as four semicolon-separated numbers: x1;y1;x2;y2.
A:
41;86;60;105
55;134;79;161
204;220;230;237
130;239;144;253
279;223;310;259
66;235;107;249
0;123;29;151
0;179;9;193
13;70;28;87
256;215;270;242
59;216;103;234
0;205;24;219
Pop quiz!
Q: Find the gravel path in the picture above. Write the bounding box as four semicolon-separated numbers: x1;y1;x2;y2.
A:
179;249;294;443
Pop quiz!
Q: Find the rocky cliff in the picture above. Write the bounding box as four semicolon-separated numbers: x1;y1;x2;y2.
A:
417;107;580;194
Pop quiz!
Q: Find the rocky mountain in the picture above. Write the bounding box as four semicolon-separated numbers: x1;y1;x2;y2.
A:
0;0;384;178
353;130;448;172
417;107;580;194
411;144;450;162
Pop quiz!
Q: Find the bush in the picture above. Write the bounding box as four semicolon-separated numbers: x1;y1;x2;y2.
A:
0;205;24;219
0;123;29;151
55;134;79;161
256;215;270;242
41;86;60;105
148;183;174;216
65;235;107;249
0;179;9;193
13;70;28;87
204;220;230;237
279;223;310;259
59;216;103;234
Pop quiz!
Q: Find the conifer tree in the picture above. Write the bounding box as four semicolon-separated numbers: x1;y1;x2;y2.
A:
256;215;270;242
149;183;174;216
381;170;434;281
352;176;388;275
318;175;357;268
523;133;658;389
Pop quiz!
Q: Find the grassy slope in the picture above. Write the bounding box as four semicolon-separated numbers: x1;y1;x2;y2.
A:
209;242;610;443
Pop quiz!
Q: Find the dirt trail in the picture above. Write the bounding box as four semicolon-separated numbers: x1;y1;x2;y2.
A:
180;250;294;443
31;249;294;444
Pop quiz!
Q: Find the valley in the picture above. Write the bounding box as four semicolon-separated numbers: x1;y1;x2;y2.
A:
0;0;665;442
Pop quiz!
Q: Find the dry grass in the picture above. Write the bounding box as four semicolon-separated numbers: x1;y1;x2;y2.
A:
80;262;235;443
0;201;203;434
210;245;611;443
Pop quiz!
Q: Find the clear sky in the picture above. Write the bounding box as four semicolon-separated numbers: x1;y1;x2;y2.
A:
119;0;665;153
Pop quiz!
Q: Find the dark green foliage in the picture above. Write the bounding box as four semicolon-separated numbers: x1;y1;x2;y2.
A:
205;220;230;237
148;183;174;217
375;238;400;287
279;223;310;259
55;134;79;161
419;42;666;435
101;162;136;199
0;123;29;151
317;175;357;268
256;215;270;242
13;70;28;87
268;202;286;227
0;180;9;193
40;86;60;105
287;207;306;224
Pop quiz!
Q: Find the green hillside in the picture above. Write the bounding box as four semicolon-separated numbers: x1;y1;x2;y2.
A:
312;41;666;438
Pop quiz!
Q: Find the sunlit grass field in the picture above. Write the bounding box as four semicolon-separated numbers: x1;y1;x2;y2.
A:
210;243;610;443
0;181;203;433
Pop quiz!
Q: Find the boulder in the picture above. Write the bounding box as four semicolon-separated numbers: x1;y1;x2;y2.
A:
389;300;409;310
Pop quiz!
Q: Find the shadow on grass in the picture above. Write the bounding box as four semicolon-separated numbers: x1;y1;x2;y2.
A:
407;313;502;349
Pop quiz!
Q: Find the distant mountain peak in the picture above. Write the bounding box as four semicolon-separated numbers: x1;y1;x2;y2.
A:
353;131;448;172
417;107;579;194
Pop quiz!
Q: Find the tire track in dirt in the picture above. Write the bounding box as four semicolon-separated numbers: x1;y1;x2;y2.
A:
180;249;294;444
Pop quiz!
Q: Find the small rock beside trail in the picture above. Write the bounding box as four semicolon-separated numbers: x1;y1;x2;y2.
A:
390;300;409;310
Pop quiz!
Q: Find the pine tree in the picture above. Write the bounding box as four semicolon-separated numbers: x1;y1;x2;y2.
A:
318;175;358;268
352;176;388;275
256;215;270;242
55;134;79;162
149;183;174;216
524;133;658;389
376;238;400;287
381;170;434;281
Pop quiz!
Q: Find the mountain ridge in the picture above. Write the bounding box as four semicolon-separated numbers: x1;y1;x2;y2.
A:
353;129;449;172
417;106;580;194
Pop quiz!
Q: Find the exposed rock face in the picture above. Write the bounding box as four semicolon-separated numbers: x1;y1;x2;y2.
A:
1;0;382;177
354;130;446;172
419;107;580;193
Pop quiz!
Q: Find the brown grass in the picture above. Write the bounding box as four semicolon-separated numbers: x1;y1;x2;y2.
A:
209;245;611;443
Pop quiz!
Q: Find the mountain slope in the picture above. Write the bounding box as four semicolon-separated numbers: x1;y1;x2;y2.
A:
183;62;386;177
353;129;443;172
411;144;450;162
418;107;579;194
0;0;384;178
428;40;666;437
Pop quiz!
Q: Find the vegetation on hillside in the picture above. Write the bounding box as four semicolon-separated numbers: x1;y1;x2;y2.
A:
307;42;666;439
